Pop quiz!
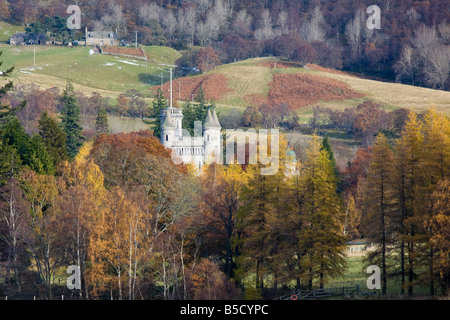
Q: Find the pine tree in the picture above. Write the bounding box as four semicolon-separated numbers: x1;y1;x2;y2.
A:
145;88;166;139
61;82;84;159
1;116;53;174
95;107;110;136
194;86;209;122
182;100;196;136
361;133;395;295
38;112;68;168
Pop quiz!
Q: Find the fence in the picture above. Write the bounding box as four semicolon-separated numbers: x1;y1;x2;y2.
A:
277;285;377;300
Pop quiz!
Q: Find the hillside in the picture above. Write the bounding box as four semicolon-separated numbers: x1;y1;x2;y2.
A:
0;43;181;98
153;57;450;120
1;43;448;120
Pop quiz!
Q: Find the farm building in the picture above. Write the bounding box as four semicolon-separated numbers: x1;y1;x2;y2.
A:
85;27;118;46
9;32;28;45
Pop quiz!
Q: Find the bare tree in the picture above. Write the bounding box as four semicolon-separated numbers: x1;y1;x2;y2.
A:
411;24;441;62
161;9;177;45
184;7;197;46
345;9;365;61
138;2;162;25
424;45;450;90
254;9;274;41
0;179;29;292
438;22;450;45
301;6;326;43
196;21;210;46
277;10;289;35
394;45;420;85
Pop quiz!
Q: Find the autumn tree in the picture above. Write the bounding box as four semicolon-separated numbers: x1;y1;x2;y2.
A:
236;133;292;294
427;179;450;295
195;46;221;74
393;111;426;296
0;178;30;291
294;134;347;289
361;133;396;295
201;163;247;278
19;169;60;298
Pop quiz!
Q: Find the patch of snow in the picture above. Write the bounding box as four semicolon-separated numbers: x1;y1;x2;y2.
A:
117;59;140;66
103;62;116;66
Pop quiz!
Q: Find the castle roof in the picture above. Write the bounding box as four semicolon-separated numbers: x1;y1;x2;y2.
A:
162;108;176;128
212;108;221;127
204;108;221;128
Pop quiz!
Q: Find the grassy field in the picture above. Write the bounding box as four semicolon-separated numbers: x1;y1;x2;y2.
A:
0;21;25;42
0;43;180;97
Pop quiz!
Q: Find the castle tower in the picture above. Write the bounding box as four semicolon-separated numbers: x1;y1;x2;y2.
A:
203;107;221;164
161;108;176;148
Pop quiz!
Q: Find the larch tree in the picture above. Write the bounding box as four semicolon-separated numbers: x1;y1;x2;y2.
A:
295;134;347;289
427;179;450;295
420;109;450;294
361;133;396;295
236;133;291;294
201;163;248;278
393;111;426;296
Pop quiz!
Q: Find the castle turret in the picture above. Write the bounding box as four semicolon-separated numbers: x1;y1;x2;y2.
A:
204;107;221;164
161;108;176;148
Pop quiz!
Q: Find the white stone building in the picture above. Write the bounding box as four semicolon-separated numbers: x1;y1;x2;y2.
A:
160;105;221;171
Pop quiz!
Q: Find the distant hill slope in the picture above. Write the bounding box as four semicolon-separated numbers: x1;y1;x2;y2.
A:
1;43;448;118
0;43;181;98
152;57;449;119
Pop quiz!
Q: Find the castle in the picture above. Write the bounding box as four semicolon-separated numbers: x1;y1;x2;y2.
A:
160;103;221;171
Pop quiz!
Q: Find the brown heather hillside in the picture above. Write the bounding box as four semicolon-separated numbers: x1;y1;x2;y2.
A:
244;73;366;111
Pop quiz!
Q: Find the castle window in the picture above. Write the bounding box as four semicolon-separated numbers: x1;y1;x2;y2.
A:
207;135;210;141
165;135;168;142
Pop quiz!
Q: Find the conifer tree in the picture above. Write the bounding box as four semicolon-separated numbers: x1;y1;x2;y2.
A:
61;82;84;159
146;88;166;139
361;133;395;295
194;86;208;122
0;140;21;184
394;111;426;296
38;112;68;168
236;134;291;293
296;134;347;289
419;109;450;295
1;117;53;174
95;107;110;136
321;135;340;191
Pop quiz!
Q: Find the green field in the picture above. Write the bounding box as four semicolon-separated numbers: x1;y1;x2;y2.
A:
0;43;181;97
0;22;25;42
